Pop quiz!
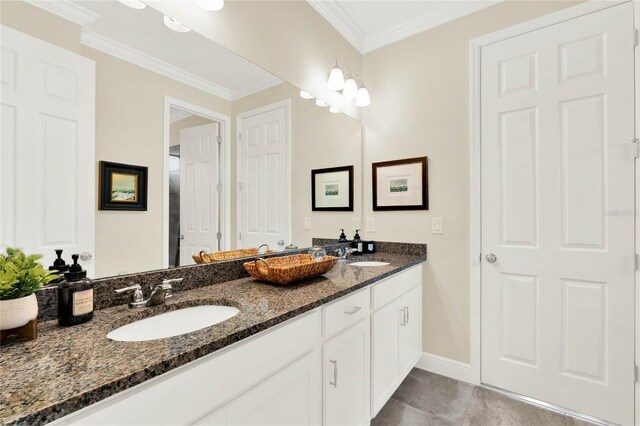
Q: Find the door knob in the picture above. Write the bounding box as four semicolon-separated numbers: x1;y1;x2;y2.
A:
80;252;92;261
485;253;497;263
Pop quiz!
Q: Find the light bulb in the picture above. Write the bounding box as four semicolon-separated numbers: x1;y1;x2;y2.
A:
299;90;314;100
118;0;146;9
342;77;358;100
329;106;340;114
315;99;328;107
327;63;345;91
196;0;224;11
355;86;371;107
164;15;191;33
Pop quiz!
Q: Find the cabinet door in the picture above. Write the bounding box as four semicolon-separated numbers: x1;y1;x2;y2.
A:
371;300;402;417
323;318;370;426
192;406;226;426
399;285;422;376
226;350;321;426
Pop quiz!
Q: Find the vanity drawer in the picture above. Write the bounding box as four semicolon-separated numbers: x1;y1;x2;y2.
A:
323;287;370;338
372;265;421;310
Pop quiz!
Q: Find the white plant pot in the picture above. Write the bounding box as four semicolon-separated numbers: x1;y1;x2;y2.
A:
0;293;38;330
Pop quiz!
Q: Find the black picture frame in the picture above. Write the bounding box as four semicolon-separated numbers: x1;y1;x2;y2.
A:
99;161;148;211
372;156;428;211
311;165;354;211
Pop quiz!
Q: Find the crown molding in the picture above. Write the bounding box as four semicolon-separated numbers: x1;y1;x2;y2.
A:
308;0;500;54
230;75;284;101
307;0;366;53
81;31;234;100
362;1;499;53
24;0;99;26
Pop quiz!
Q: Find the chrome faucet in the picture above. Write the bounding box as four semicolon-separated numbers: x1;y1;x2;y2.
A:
115;278;183;308
335;248;358;261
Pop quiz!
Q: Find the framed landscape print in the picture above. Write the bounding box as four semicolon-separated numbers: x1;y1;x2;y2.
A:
372;157;428;211
311;165;354;211
99;161;148;211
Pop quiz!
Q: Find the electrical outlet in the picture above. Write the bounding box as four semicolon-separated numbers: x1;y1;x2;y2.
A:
366;217;375;232
432;217;443;234
304;217;312;230
352;217;361;231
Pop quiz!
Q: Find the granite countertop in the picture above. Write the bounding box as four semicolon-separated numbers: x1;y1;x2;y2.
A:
0;252;425;425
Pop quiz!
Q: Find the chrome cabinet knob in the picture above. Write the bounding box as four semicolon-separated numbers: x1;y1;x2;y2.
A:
486;253;497;264
179;234;185;240
80;252;92;261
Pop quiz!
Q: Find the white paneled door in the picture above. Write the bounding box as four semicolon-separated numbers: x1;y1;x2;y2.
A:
0;26;95;275
238;102;289;248
480;4;635;424
179;123;220;265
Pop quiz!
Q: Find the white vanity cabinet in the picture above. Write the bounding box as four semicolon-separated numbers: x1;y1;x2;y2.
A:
323;318;370;426
52;265;423;426
371;266;422;417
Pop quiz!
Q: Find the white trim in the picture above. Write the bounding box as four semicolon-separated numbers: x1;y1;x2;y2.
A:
163;96;232;268
306;0;366;53
468;0;635;407
634;1;640;423
235;99;292;248
81;32;282;102
415;352;473;384
24;0;99;26
308;0;498;54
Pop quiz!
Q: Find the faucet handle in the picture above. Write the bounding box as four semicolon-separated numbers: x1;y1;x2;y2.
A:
162;278;183;286
115;283;144;303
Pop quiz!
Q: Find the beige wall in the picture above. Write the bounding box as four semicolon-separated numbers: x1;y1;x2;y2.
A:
361;0;581;363
0;0;81;53
230;83;362;249
146;1;362;120
83;47;231;278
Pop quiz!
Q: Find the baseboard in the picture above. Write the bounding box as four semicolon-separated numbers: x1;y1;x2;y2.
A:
415;352;473;384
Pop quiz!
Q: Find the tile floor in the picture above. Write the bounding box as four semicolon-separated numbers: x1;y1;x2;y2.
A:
372;369;599;426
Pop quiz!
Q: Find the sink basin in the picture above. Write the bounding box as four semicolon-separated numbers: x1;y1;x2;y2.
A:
107;305;240;342
349;261;390;267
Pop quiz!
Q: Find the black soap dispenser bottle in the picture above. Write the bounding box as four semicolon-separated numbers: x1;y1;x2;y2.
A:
48;249;69;284
352;229;363;254
338;229;348;243
58;254;94;326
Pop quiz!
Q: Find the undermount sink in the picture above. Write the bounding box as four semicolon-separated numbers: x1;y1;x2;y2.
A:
107;305;240;342
349;261;390;267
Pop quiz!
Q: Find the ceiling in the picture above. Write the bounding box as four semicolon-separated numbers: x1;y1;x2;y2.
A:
308;0;500;53
29;0;282;101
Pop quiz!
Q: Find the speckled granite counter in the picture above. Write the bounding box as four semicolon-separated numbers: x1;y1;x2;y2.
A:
0;251;425;425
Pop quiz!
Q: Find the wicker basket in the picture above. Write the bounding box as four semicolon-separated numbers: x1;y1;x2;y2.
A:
243;254;338;285
193;244;272;264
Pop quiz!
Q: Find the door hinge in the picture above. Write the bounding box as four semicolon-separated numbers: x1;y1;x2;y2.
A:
216;232;222;241
634;29;639;47
635;365;638;382
635;254;640;271
216;183;222;192
216;135;222;144
238;133;242;141
238;182;243;191
239;232;242;241
632;138;639;158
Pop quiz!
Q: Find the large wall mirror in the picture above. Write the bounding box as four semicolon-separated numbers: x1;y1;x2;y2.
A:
0;0;363;279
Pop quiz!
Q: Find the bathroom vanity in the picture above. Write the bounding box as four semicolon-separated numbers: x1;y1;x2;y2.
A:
0;248;425;426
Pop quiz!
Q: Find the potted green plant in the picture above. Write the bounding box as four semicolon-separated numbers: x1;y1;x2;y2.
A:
0;248;57;330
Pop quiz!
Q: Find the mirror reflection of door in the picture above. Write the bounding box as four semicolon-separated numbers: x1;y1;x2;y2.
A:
169;109;221;267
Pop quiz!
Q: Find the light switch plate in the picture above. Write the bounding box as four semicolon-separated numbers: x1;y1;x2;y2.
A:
304;217;312;230
352;217;361;231
366;217;376;232
432;217;443;234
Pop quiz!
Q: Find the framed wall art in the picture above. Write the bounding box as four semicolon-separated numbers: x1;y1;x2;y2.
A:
311;165;354;211
372;156;428;211
99;161;148;211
